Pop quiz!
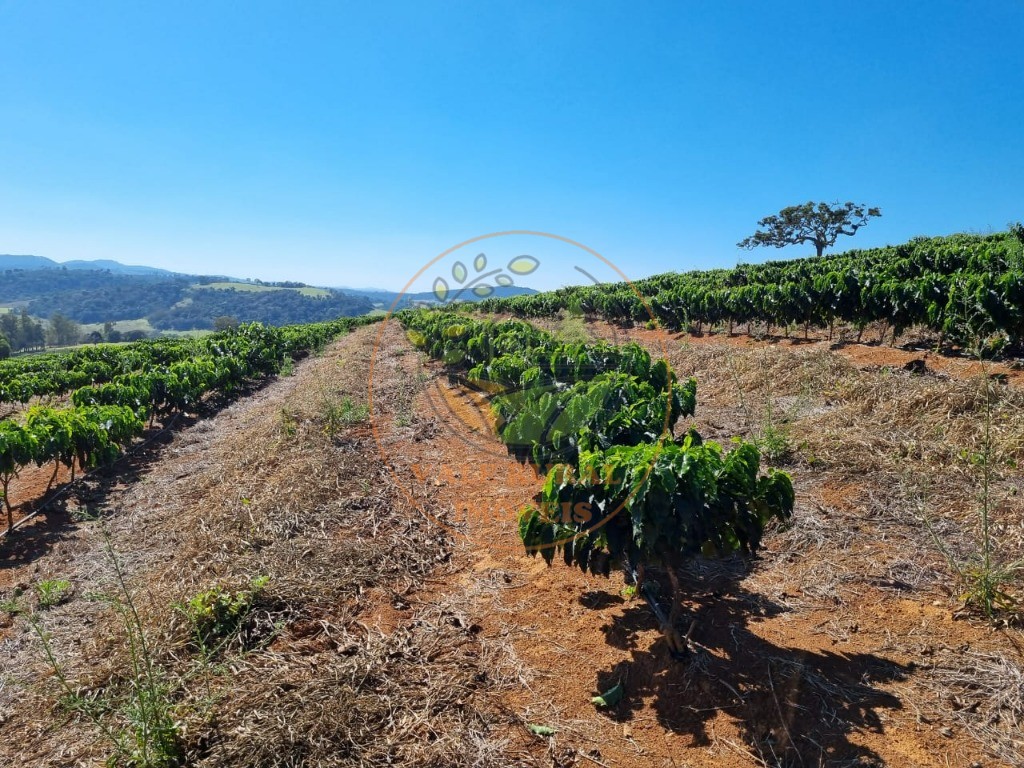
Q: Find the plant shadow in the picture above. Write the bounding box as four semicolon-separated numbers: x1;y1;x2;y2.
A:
587;564;909;766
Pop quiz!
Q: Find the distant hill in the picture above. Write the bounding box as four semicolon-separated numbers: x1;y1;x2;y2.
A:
61;259;178;276
0;262;373;330
0;254;61;270
338;285;538;308
0;254;177;276
0;254;538;331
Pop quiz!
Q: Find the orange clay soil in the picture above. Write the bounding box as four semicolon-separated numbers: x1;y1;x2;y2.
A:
573;319;1024;389
0;419;175;539
2;322;1020;766
376;328;1018;768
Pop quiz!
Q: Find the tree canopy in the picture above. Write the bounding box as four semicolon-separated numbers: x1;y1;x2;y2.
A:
738;201;881;257
48;312;82;347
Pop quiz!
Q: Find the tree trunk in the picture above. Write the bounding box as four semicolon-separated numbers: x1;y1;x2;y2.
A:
46;461;60;495
665;567;688;658
2;477;12;534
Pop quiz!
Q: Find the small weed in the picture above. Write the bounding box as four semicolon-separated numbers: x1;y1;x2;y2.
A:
320;395;369;436
35;578;72;609
727;346;793;464
278;409;298;438
755;422;793;463
395;412;413;428
278;357;295;377
796;440;824;468
1;587;25;616
922;349;1022;622
177;576;270;656
70;505;100;523
31;535;182;767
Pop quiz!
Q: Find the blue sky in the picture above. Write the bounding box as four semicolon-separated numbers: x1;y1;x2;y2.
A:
1;1;1022;291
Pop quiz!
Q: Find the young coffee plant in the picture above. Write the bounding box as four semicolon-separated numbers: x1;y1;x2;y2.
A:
177;576;271;657
519;435;794;655
402;309;795;658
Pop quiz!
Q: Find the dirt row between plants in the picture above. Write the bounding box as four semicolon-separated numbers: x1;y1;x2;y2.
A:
2;318;1022;767
375;315;1024;767
0;326;549;767
524;317;1024;390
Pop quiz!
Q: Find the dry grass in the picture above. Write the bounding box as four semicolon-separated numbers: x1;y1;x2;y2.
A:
922;648;1024;765
191;600;526;768
671;341;1024;568
0;325;538;767
666;337;1024;763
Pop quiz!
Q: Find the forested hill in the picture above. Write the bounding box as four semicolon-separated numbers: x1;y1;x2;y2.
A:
0;268;374;330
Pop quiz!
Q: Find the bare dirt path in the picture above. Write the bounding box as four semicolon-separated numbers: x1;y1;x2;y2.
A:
2;318;1021;767
378;317;1024;768
0;328;535;766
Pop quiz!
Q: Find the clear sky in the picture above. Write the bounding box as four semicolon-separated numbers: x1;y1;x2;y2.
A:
1;1;1022;291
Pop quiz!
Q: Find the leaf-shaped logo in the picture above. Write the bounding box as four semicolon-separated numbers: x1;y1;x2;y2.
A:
433;277;449;302
508;255;540;275
429;251;539;305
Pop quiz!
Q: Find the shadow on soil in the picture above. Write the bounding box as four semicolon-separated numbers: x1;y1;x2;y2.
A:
0;419;186;572
0;379;273;572
590;564;909;767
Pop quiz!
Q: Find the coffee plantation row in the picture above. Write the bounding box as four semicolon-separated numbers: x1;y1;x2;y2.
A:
476;231;1024;351
0;317;376;405
0;316;380;532
401;309;794;655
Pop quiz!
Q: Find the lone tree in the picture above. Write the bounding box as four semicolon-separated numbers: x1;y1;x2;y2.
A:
738;201;881;257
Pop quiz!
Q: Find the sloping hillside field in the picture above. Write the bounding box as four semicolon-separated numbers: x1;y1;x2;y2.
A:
1;235;1023;767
